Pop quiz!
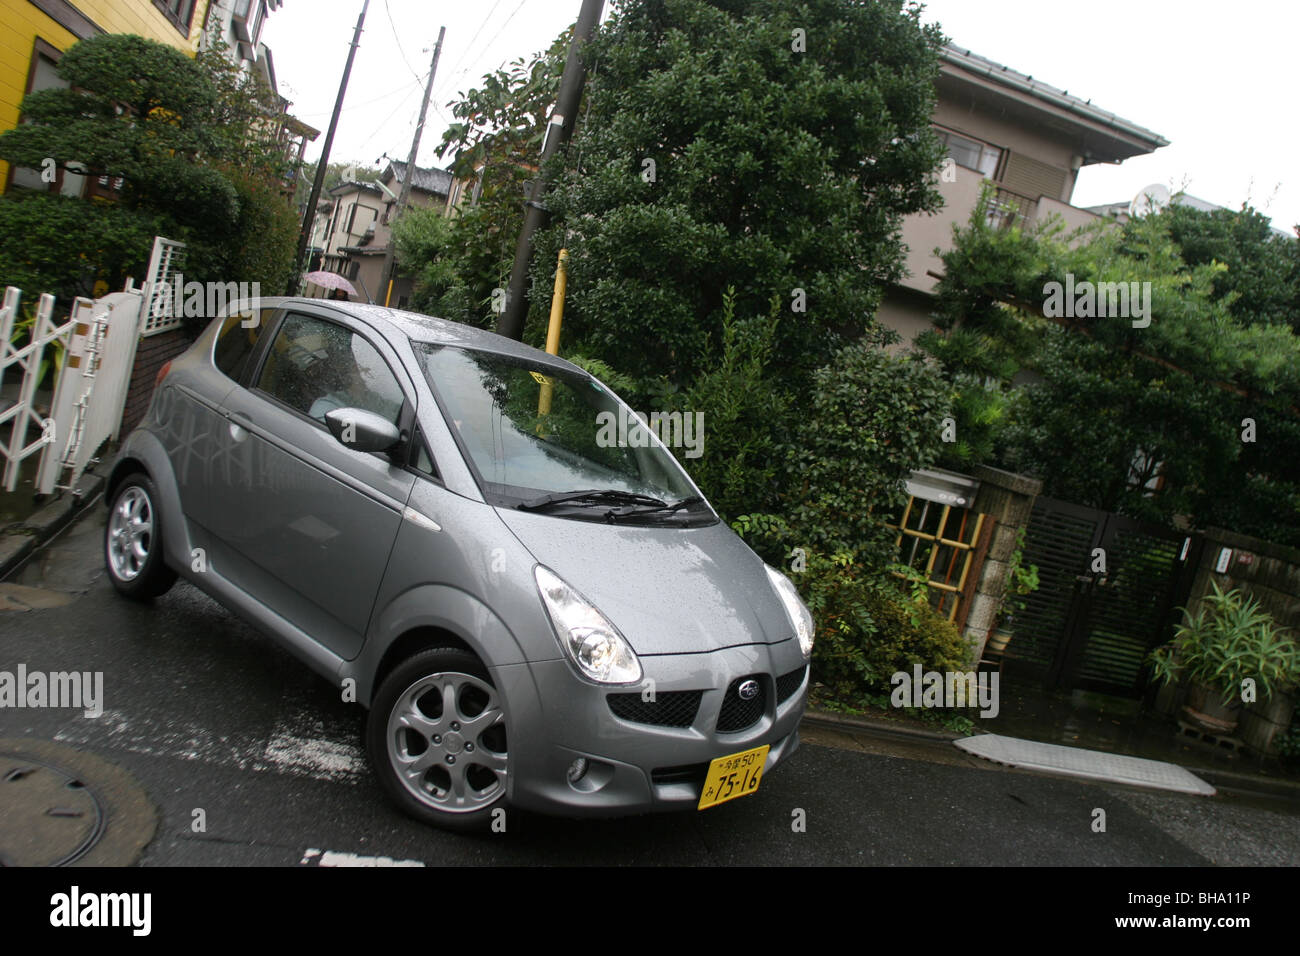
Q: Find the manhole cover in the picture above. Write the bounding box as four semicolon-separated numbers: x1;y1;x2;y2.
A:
0;739;157;866
0;753;105;866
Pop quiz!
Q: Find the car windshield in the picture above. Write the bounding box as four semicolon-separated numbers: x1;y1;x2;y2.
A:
417;344;709;518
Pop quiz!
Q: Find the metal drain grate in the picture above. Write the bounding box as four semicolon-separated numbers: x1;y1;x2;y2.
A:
0;752;107;866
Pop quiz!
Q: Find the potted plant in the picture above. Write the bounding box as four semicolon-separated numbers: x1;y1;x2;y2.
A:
1148;581;1299;738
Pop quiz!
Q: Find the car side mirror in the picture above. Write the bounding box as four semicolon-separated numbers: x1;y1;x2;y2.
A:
325;407;401;453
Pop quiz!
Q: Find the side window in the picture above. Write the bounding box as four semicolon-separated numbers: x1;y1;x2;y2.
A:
213;309;271;381
256;314;405;426
407;426;438;479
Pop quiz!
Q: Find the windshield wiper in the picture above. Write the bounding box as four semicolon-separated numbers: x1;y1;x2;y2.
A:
517;489;668;511
606;495;705;519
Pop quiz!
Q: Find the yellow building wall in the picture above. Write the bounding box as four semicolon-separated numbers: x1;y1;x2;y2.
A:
0;0;211;183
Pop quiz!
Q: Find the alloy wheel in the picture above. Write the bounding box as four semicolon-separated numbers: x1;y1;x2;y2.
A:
385;671;508;814
108;486;154;582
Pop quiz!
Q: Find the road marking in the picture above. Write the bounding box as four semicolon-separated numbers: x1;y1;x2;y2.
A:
54;705;366;784
299;847;425;867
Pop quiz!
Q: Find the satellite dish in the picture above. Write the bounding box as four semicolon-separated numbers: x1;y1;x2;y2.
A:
341;164;358;183
1129;183;1171;218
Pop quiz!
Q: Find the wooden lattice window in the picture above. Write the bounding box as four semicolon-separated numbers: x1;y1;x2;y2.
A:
894;496;985;621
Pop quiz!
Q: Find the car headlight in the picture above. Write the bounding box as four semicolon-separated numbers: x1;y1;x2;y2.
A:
765;565;815;659
534;566;642;684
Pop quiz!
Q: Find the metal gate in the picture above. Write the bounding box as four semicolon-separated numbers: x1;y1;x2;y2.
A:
1006;495;1200;696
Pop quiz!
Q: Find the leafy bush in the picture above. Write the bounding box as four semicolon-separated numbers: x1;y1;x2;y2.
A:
785;339;953;569
673;288;787;521
0;191;160;300
795;551;972;701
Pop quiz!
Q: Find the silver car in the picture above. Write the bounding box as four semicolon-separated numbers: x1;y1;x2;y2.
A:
104;298;812;830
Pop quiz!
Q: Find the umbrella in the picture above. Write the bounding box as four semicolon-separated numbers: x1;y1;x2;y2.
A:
302;270;357;295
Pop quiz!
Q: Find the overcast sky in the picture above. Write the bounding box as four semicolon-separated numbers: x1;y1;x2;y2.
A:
263;0;1300;234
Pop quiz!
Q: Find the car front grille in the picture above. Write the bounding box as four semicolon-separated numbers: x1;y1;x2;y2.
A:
651;762;710;787
716;674;767;733
775;664;808;704
607;690;702;727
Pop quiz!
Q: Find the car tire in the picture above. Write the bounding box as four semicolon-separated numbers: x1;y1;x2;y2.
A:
366;647;510;832
104;473;178;600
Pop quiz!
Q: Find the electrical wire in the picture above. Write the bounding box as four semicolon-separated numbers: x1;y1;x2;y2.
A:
383;0;426;84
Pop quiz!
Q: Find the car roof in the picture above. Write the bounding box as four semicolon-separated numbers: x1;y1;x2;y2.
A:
259;297;586;375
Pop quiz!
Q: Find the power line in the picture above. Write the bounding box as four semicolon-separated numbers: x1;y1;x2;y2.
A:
444;0;506;82
382;0;424;83
433;0;532;106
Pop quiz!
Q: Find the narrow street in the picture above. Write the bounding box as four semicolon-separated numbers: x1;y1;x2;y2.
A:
2;507;1296;867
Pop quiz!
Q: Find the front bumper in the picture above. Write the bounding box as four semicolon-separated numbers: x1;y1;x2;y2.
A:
491;640;808;817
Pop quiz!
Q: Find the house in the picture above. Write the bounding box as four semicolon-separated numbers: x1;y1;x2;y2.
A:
310;159;454;307
0;0;314;196
879;44;1169;346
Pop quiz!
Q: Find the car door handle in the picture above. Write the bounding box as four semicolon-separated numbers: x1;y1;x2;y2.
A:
227;411;255;440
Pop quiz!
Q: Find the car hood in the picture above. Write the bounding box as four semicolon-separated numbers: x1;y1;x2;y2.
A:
495;509;795;656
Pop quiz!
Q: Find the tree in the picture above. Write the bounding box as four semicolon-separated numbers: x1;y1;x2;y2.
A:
1160;202;1300;332
394;35;568;326
920;195;1300;546
529;0;946;390
0;32;302;302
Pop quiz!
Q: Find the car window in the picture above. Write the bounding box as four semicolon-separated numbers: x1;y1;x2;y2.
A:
256;313;405;426
408;426;438;479
213;309;272;382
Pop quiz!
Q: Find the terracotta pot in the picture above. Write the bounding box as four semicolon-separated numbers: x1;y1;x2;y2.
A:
1239;693;1295;755
1183;681;1241;734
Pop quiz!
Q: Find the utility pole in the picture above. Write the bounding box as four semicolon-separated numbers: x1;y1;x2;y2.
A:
496;0;604;341
379;25;445;308
287;0;370;296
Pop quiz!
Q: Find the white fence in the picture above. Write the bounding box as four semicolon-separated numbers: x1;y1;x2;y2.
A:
0;234;186;497
0;288;78;492
35;291;146;495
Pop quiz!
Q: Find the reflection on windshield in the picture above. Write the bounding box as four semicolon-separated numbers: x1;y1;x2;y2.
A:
417;345;699;506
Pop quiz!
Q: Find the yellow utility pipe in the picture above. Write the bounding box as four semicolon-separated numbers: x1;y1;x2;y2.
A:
537;249;569;420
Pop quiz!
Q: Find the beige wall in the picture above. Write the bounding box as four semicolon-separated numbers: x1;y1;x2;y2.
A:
898;165;986;296
877;287;938;352
1035;195;1103;235
934;98;1080;202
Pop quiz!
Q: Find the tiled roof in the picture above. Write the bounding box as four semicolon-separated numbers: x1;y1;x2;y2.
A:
383;160;453;197
941;43;1169;150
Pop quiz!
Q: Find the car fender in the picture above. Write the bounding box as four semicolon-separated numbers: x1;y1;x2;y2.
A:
345;584;540;706
107;429;195;575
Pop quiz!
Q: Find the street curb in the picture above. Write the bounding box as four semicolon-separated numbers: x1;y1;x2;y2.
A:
803;708;1300;800
802;708;962;742
0;471;105;581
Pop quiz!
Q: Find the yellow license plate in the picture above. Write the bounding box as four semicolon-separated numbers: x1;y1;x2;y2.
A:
697;744;770;810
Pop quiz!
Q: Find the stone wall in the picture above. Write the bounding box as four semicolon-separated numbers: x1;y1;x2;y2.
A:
963;465;1043;658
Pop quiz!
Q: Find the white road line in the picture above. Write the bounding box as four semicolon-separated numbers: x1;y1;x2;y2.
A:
299;847;425;867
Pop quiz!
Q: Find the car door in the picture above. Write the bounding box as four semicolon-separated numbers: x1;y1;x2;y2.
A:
205;309;417;661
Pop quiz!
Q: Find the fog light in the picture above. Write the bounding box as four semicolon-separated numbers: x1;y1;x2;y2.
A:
566;758;589;783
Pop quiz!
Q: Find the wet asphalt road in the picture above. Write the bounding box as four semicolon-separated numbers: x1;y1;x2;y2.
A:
1;507;1298;866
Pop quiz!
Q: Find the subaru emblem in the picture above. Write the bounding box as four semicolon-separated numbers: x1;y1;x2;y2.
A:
738;679;759;701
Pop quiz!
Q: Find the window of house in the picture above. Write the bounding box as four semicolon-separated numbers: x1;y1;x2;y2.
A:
8;41;85;197
934;127;1002;179
154;0;198;34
